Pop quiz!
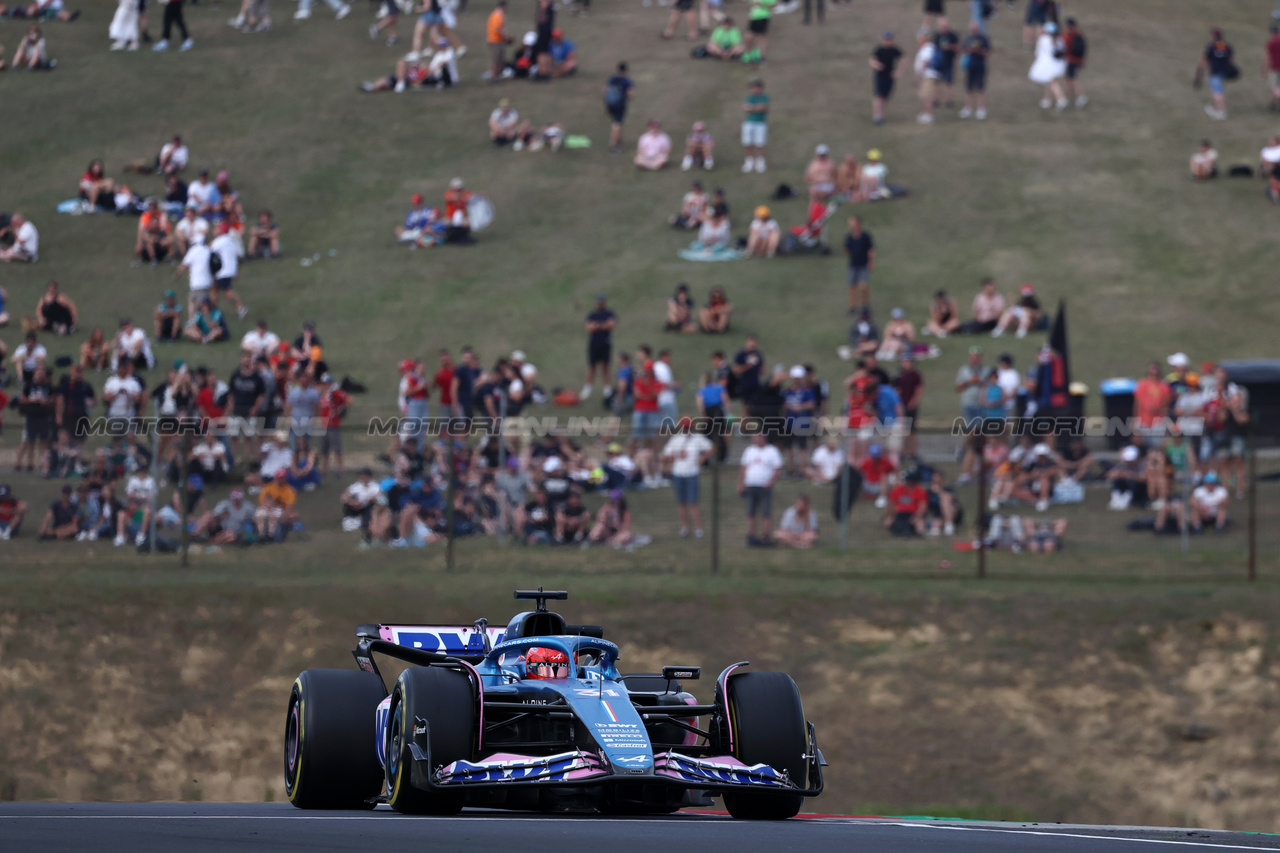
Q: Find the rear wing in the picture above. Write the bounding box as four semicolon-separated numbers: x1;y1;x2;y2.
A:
357;624;506;656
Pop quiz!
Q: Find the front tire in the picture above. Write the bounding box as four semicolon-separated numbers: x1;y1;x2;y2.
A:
721;671;809;820
385;666;475;815
285;669;387;809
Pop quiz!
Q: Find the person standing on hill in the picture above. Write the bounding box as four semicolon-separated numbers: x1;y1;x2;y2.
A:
1197;27;1236;121
1265;25;1280;112
843;216;875;313
959;19;989;119
605;62;633;153
484;1;513;81
869;31;903;125
742;0;774;64
1062;17;1088;108
740;78;769;173
153;0;194;51
582;294;616;401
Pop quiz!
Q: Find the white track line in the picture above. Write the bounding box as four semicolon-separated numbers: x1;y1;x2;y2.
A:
892;823;1280;851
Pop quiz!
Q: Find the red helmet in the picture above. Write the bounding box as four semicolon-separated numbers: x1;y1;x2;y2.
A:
525;647;570;680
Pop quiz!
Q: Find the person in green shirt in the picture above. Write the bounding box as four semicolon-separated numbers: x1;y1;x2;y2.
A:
740;78;769;173
706;16;744;59
744;0;775;63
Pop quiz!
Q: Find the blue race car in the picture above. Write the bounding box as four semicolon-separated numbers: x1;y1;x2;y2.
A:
284;589;825;818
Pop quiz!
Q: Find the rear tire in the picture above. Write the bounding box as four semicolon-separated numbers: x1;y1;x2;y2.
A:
721;671;808;820
385;666;475;815
285;669;387;809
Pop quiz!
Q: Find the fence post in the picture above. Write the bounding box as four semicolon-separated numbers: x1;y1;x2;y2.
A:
148;400;160;556
1248;421;1257;582
710;456;720;576
445;433;456;573
1180;464;1190;554
496;391;508;547
180;432;191;567
838;452;850;550
976;432;986;579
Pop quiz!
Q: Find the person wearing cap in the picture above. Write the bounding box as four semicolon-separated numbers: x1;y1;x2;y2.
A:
1164;352;1191;395
396;194;438;247
546;27;576;76
173;206;209;258
680;122;715;172
745;206;780;258
1029;21;1067;110
442;177;473;242
740;79;769;173
199;487;254;545
869;31;904;124
706;16;744;60
781;366;816;476
859;148;888;200
662;0;697;41
153;289;183;343
992;283;1042;339
209;221;247;319
38;485;80;541
843;216;875;312
1106;443;1146;510
959;19;990;120
635;119;672;171
805;145;837;203
877;308;915;361
1196;28;1235;120
174;229;214;319
1191;471;1230;533
135;199;174;265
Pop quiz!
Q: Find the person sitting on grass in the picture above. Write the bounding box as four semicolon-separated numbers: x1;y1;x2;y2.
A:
184;298;228;344
78;160;114;210
153;289;182;342
489;98;531;145
286;436;322;491
774;494;818;549
360;45;454;92
745;205;780;258
924;288;960;337
991;282;1042;339
669;180;707;229
836;152;861;199
199;487;254;545
666;283;697;332
396;193;441;246
135;199;173;264
883;472;927;536
38;485;79;542
79;326;110;370
699;286;732;333
588;488;631;547
11;24;55;70
0;213;38;263
255;469;298;542
1190;471;1229;533
35;279;77;335
1189;139;1218;180
547;28;576;77
680;121;714;171
173;206;207;257
247;210;281;259
925;469;960;536
705;16;744;59
691;203;730;250
635;120;672;171
23;1;79;23
554;490;591;544
0;484;29;540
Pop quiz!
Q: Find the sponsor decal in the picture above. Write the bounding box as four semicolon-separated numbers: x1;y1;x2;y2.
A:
435;750;606;785
593;722;648;750
389;626;505;654
653;752;789;788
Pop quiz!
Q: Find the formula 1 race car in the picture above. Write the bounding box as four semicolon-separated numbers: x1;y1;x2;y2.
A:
284;589;825;818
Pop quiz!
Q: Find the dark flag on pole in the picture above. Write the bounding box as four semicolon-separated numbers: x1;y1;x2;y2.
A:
1048;298;1071;395
1034;299;1070;414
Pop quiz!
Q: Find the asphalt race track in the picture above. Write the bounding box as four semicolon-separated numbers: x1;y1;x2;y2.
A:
3;804;1280;853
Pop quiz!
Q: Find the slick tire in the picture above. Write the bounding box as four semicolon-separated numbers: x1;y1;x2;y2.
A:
721;671;808;821
285;668;387;809
386;665;475;815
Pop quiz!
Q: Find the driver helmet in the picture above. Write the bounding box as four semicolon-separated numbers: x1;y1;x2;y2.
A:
525;647;570;680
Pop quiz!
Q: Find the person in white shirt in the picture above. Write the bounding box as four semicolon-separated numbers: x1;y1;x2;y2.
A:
653;350;678;424
995;353;1022;417
661;417;714;538
745;205;780;258
13;331;49;384
186;171;218;214
1260;135;1280;176
173;207;210;257
0;214;38;263
738;432;783;545
125;472;157;504
113;317;150;371
175;233;214;318
241;320;281;359
913;28;938;124
246;431;294;487
103;362;143;424
341;467;381;533
209;222;247;319
806;437;845;484
158;135;189;176
1190;471;1230;532
190;432;229;483
775;494;818;549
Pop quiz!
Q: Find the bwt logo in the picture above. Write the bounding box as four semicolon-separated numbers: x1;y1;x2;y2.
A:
392;630;504;654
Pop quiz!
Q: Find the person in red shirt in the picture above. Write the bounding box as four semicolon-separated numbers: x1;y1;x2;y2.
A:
1133;361;1172;434
858;443;897;508
1265;24;1280;111
443;178;474;244
79;160;115;211
843;365;876;464
317;373;350;476
883;474;927;536
196;368;226;426
434;349;456;418
630;361;664;482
